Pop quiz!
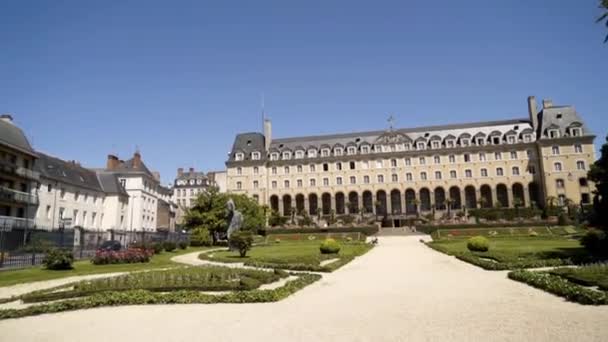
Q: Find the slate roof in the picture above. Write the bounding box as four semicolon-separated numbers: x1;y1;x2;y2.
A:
111;157;155;178
227;118;533;161
96;171;129;196
35;152;104;192
536;105;592;139
0;118;37;157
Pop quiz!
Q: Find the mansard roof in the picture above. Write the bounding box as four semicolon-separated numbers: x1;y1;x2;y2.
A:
537;105;592;139
35;152;104;192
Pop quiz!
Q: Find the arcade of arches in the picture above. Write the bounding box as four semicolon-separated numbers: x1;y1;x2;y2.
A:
269;182;540;217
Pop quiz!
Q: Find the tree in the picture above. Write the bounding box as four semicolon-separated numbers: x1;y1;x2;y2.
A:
598;0;608;43
588;134;608;228
184;186;265;242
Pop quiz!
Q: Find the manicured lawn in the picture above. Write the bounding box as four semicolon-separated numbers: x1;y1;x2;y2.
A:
0;247;212;288
201;240;373;272
549;263;608;290
427;236;588;270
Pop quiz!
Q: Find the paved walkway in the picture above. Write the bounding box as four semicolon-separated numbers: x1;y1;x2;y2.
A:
2;236;608;342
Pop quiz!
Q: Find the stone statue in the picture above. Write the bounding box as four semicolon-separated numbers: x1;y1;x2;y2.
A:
226;198;243;239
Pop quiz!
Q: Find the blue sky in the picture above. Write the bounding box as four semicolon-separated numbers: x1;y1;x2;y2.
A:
1;0;606;185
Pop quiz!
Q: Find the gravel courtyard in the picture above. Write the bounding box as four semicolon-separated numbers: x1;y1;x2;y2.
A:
1;236;607;342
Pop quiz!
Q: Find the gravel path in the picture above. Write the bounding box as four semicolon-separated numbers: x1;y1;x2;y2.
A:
2;236;608;342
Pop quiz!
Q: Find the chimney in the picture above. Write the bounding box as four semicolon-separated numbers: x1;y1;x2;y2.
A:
264;118;272;150
189;167;194;175
133;151;141;169
527;96;538;130
1;114;14;124
177;168;183;176
152;171;161;181
542;98;553;109
106;154;119;170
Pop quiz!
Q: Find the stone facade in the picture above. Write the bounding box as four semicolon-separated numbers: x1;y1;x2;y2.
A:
225;97;596;220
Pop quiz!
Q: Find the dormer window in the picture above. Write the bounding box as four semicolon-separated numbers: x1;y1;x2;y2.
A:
308;149;317;158
270;152;279;161
506;135;516;144
295;150;304;159
431;141;440;149
523;134;532;143
361;145;370;154
492;136;500;145
417;142;426;150
235;153;244;161
347;146;357;155
445;140;455;148
404;143;411;150
549;129;560;138
461;139;470;147
334;148;343;156
251;152;261;160
321;148;330;157
476;138;485;145
570;127;582;137
282;151;292;160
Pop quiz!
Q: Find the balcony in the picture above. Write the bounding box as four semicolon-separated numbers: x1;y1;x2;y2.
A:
15;167;40;181
0;159;40;181
0;186;39;205
0;216;34;230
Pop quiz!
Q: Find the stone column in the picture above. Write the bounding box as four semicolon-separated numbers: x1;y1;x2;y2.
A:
304;196;310;215
475;188;482;208
330;193;336;212
278;196;284;216
523;186;531;208
491;187;498;208
506;186;513;208
460;188;467;209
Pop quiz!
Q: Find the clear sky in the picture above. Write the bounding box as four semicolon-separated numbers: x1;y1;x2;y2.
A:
1;0;606;185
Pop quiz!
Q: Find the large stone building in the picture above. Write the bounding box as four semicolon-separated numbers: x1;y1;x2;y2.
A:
225;97;596;224
0;115;39;230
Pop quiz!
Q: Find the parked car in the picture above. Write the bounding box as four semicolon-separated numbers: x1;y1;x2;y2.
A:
98;240;121;252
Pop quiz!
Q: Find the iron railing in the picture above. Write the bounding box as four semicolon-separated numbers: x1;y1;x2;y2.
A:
0;186;38;205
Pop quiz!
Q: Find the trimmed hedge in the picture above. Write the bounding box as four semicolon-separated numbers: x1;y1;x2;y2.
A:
508;270;608;305
320;239;341;254
469;208;542;221
467;236;489;252
259;226;378;236
0;274;322;320
418;222;556;234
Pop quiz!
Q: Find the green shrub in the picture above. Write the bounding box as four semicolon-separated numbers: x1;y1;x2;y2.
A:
259;226;378;236
190;227;213;247
42;249;74;270
163;241;176;252
297;212;314;227
230;231;254;257
467;236;489;252
151;242;164;254
320;238;341;254
558;213;570;226
581;229;608;256
268;210;288;227
178;241;188;250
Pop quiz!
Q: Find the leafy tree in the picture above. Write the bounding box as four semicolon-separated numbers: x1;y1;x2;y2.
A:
598;0;608;43
184;186;265;242
588;134;608;228
268;209;288;227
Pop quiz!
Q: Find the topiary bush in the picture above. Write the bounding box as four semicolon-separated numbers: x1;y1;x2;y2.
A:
152;242;164;254
163;241;177;252
230;230;254;257
467;236;489;252
558;213;570;226
581;229;608;257
320;238;341;254
42;248;74;270
178;241;188;250
190;227;213;247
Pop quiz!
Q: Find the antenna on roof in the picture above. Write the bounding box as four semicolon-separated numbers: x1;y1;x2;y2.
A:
387;114;396;131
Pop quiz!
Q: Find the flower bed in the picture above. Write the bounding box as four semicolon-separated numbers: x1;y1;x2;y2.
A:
0;273;321;320
91;248;153;265
508;270;608;305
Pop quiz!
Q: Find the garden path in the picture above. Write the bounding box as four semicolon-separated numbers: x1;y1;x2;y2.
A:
2;236;608;342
